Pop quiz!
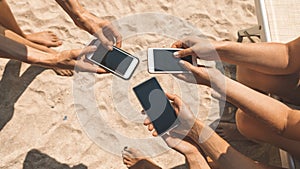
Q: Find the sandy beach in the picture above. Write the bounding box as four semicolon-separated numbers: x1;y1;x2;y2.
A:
0;0;257;168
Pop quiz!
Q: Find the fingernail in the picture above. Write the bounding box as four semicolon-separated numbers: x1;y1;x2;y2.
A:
173;52;180;58
179;60;185;65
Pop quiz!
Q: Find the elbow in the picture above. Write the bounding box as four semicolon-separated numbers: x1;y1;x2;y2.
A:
276;109;290;137
283;40;299;74
279;44;291;72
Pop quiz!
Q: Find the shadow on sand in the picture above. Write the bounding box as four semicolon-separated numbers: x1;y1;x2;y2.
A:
0;60;45;131
23;149;87;169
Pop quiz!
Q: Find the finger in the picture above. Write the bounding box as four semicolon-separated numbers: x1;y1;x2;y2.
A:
171;102;179;112
95;31;113;50
74;57;101;73
75;62;97;73
81;45;97;55
152;131;158;137
115;38;122;48
166;93;181;106
143;117;151;125
171;41;184;48
122;152;131;158
148;123;154;131
71;46;97;60
171;40;191;49
123;158;130;164
165;93;177;101
178;60;197;72
109;25;122;48
173;73;187;81
96;67;109;74
173;48;194;58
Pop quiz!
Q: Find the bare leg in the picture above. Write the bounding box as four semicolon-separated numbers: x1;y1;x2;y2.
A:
236;66;300;106
236;109;300;159
0;25;73;76
189;120;287;169
0;0;62;47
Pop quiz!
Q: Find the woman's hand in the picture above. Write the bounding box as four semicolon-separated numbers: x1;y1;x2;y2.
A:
77;11;122;50
39;46;107;73
143;93;197;137
172;37;219;61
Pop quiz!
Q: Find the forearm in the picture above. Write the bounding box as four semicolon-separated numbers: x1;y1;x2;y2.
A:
55;1;83;20
0;34;54;66
55;0;103;34
214;40;294;75
192;121;272;169
0;34;31;63
185;153;211;169
55;0;85;27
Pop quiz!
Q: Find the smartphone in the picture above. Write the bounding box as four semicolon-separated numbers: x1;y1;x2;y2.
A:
86;39;139;80
148;48;197;74
133;77;180;135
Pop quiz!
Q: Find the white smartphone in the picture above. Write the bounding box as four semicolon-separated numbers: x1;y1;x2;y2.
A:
148;48;197;74
86;39;139;80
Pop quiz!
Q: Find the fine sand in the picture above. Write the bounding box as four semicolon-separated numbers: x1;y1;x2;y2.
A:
0;0;257;169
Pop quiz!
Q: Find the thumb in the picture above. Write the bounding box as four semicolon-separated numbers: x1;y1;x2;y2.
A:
162;134;181;148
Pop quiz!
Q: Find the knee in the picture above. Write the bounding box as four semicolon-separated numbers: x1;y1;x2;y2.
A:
235;109;259;140
235;110;248;134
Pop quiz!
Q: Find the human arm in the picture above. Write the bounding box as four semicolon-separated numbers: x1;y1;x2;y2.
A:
144;93;284;169
179;60;300;141
0;34;107;73
173;37;300;75
162;134;211;169
55;0;122;49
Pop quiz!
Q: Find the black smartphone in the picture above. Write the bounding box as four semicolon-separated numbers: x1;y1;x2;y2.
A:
86;39;139;80
133;77;180;135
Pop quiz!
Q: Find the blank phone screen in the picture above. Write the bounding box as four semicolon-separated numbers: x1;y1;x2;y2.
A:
133;77;180;135
153;49;193;71
90;43;133;75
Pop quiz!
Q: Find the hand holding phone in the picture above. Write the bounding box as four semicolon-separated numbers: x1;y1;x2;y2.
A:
86;39;139;80
133;77;180;136
148;48;197;74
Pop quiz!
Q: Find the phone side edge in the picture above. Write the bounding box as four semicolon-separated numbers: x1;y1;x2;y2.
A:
122;57;140;80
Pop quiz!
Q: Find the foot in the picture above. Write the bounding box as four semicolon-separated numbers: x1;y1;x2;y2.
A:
216;122;248;142
52;68;73;76
25;31;62;47
122;147;160;169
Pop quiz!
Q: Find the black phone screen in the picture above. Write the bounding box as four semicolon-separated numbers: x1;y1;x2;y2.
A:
90;42;133;75
133;77;180;135
153;49;192;71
